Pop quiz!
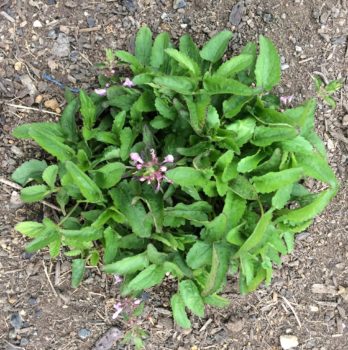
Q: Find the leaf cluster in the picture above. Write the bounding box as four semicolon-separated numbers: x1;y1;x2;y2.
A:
12;27;338;328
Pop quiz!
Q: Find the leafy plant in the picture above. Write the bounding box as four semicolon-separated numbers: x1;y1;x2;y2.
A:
12;27;338;329
314;75;343;108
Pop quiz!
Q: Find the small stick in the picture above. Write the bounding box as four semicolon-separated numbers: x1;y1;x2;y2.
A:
79;26;101;33
5;103;61;116
281;296;302;329
299;57;314;64
42;260;59;298
0;177;62;212
0;10;15;23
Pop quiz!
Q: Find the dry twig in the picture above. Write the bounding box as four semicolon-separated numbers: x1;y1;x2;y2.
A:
42;260;59;298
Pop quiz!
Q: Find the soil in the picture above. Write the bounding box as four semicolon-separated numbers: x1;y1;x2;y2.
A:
1;0;348;349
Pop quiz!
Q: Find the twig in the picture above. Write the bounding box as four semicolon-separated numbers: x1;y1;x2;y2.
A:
0;10;15;22
79;25;101;33
5;103;61;116
0;177;62;212
299;57;314;64
42;260;59;298
281;296;302;329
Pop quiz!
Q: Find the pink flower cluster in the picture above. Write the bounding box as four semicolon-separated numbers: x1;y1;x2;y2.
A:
112;298;142;320
94;78;135;96
130;149;174;191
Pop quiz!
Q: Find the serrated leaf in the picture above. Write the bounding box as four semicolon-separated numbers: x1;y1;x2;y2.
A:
237;151;266;173
80;90;97;130
204;76;257;96
15;221;45;238
65;161;104;203
42;165;58;189
235;210;273;257
61;226;103;241
179;280;205;317
154;76;197;94
283;231;295;253
215;54;253;77
142;185;164;232
12;160;47;186
200;30;233;63
91;162;126;189
240;254;255;285
120;127;134;161
223;190;247;230
103;227;120;264
186;241;212;269
103;253;149;274
202;242;231;296
60;98;79;142
127;264;165;292
12;122;65;140
49;238;61;258
25;227;59;253
115;50;143;72
184;94;210;134
279;135;313;154
272;184;293;209
135;25;152;65
71;259;86;288
206;105;220;130
151;32;170;69
171;293;191;329
252;125;298;147
20;185;49;203
179;34;202;65
167;167;209;188
252;168;303;193
165;201;212;223
204;294;230;308
255;35;281;90
29;128;75;162
223;95;253;118
229;175;258;200
165;48;201;76
155;97;176;120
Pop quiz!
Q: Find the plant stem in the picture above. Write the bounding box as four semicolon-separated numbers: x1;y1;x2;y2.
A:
58;201;80;226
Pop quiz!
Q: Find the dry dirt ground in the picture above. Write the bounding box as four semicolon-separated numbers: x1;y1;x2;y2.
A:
0;0;348;349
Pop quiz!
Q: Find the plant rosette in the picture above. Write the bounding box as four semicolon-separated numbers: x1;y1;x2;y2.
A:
12;26;338;328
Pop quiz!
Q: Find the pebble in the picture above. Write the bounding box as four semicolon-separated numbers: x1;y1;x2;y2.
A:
20;338;29;346
65;0;77;8
10;191;23;209
51;33;70;57
86;16;96;28
44;98;59;110
280;335;299;349
28;296;38;305
173;0;186;10
281;63;290;70
123;0;137;12
295;46;302;52
10;313;23;330
35;95;43;104
47;0;57;4
78;328;91;340
262;12;273;23
342;114;348;127
33;20;43;28
47;29;58;39
229;1;244;26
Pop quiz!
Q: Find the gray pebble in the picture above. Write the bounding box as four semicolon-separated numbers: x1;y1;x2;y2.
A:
123;0;137;12
11;145;24;157
47;0;57;4
78;328;91;340
51;33;70;57
65;0;77;8
173;0;186;10
48;29;58;39
20;338;29;346
28;296;38;305
229;1;245;26
10;313;23;330
69;50;79;62
262;12;273;23
86;16;96;28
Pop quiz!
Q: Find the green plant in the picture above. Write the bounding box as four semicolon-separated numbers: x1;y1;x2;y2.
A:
12;27;338;329
314;75;343;108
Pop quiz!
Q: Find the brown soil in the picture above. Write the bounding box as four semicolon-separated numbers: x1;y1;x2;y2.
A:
1;1;347;349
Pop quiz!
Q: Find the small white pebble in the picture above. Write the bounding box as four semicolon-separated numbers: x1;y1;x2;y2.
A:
280;335;299;349
33;20;42;28
281;63;290;70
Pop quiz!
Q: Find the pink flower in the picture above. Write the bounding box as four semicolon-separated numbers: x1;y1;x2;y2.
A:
280;95;294;105
94;88;107;96
129;149;175;191
112;302;123;319
114;275;123;284
122;78;135;88
133;299;141;306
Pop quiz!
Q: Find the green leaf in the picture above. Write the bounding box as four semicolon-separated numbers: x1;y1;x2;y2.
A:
49;238;61;258
142;185;164;232
179;280;205;317
215;54;253;77
235;210;273;257
237;151;266;173
42;165;58;188
240;254;255;285
223;95;253;118
179;34;202;65
166;167;209;188
200;30;233;63
92;162;126;189
103;253;149;274
71;259;86;288
25;227;59;253
206;105;220;130
279;135;313;154
12;160;47;186
223;190;247;230
20;185;49;203
255;35;281;90
229;175;258;200
103;227;120;264
252;168;303;193
120;127;134;161
165;201;212;223
12;122;65;140
184;94;210;134
186;241;212;269
29;128;75;162
204;76;257;96
15;221;45;238
61;226;103;241
89;250;100;266
60;98;79;142
226;117;256;147
154;76;197;94
283;232;295;253
165;48;201;76
127;264;166;292
155;97;176;120
65;161;104;203
272;184;293;209
202;214;227;242
171;293;191;329
151;32;170;69
252;126;298;147
202;243;231;296
80;90;97;129
204;294;230;308
135;25;152;65
110;183;152;238
115;50;143;71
